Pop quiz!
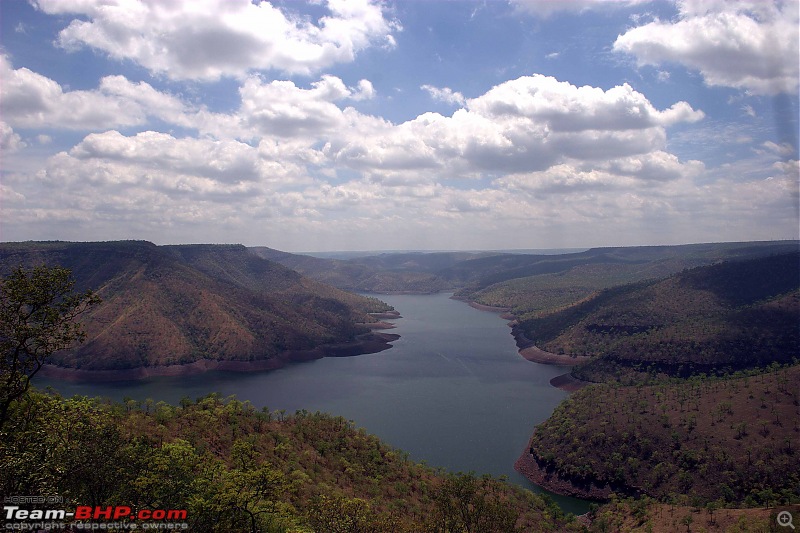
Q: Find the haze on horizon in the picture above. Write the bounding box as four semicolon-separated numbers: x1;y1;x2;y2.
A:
1;0;798;253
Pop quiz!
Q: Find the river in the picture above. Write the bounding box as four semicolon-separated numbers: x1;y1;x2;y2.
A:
38;292;589;514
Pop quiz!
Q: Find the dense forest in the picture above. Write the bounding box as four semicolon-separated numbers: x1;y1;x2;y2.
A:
1;390;580;532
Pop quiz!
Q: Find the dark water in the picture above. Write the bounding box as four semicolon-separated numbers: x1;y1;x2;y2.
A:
38;292;590;514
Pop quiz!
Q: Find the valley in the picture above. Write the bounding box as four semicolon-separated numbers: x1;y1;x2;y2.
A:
2;239;798;531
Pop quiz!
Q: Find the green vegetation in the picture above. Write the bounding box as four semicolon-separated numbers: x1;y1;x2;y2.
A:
506;248;800;529
0;390;580;532
582;495;798;532
4;242;799;531
517;253;800;383
463;242;800;318
254;240;798;307
527;366;800;507
0;242;394;371
0;265;99;428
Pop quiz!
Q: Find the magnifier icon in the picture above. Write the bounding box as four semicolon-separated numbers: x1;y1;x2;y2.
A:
778;511;795;529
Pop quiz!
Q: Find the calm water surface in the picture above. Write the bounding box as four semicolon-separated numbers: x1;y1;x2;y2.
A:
39;292;589;514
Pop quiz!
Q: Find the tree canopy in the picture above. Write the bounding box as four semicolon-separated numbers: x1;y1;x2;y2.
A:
0;265;99;428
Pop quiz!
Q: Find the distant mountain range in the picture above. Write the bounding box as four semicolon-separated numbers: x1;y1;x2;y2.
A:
254;240;798;302
0;241;395;374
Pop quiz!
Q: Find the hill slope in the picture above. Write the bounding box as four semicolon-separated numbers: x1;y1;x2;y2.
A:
0;241;396;372
459;241;800;317
515;252;800;383
517;365;800;507
249;247;461;293
2;390;581;532
253;241;799;302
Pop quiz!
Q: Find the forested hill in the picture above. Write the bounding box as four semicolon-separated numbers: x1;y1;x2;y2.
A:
3;390;581;532
517;251;800;383
0;241;394;372
520;365;800;507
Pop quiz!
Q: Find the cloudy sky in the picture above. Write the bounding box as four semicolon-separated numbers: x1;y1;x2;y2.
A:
1;0;797;252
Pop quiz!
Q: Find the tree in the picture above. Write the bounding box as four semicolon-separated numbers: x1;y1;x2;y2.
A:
0;265;99;429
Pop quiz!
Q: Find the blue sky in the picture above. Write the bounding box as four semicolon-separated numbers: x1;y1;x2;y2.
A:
1;0;797;252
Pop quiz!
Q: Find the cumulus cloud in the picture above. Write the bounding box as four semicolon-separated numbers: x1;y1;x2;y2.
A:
498;151;704;196
1;55;146;129
351;79;376;101
32;0;399;81
239;75;375;137
420;85;467;106
0;122;26;152
66;130;315;189
0;54;251;138
328;75;703;180
613;0;800;95
468;75;704;130
2;52;720;246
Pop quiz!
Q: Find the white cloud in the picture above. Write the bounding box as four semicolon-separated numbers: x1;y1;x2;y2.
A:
0;122;26;152
510;0;652;18
613;0;800;95
1;55;180;130
760;141;797;158
351;79;376;101
498;151;704;196
32;0;399;81
239;75;361;137
420;85;467;106
328;75;704;180
66;130;315;188
467;75;704;130
0;55;143;129
0;54;250;138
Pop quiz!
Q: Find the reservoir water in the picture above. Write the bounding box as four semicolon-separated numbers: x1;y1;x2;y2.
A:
38;292;589;514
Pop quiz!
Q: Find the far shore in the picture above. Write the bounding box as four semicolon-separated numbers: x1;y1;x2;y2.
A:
39;331;400;382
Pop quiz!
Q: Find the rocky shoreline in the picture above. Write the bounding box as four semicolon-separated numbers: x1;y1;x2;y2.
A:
549;372;591;392
514;450;613;501
39;331;400;382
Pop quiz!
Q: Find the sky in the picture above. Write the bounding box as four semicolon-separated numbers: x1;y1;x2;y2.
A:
0;0;798;252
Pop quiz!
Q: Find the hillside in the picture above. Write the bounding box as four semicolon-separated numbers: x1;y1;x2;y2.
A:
253;242;799;304
515;252;800;383
250;247;461;294
516;365;800;507
459;241;800;318
0;241;396;373
1;390;582;532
